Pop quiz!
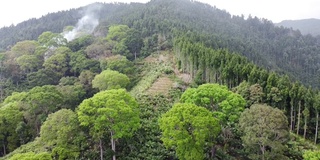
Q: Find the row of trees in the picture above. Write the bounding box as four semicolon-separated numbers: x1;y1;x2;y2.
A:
174;36;320;146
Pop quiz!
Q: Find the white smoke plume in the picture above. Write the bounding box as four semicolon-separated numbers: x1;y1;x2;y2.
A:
64;3;102;41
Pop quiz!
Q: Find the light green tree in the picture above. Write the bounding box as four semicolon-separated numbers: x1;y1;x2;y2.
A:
159;103;221;160
16;55;42;74
38;31;67;47
77;89;140;160
180;83;246;125
40;109;83;159
239;104;289;160
92;69;130;91
11;40;39;57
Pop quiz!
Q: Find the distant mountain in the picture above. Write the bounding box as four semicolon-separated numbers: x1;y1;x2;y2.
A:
276;18;320;36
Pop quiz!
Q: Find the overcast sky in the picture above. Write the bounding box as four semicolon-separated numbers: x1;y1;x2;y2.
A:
0;0;319;28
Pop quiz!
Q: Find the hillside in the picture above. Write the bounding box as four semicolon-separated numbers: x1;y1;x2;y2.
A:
0;0;320;159
277;18;320;36
1;0;320;88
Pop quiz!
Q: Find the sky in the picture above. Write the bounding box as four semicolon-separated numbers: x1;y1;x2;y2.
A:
0;0;319;28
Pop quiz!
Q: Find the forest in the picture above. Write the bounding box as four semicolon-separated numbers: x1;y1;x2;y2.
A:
0;0;320;159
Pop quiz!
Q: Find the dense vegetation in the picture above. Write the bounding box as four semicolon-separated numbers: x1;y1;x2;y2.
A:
0;0;320;159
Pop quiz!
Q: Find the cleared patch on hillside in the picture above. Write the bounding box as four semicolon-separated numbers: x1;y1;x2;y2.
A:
147;76;174;95
144;51;172;64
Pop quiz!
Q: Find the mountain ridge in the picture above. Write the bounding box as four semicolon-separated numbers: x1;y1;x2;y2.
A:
276;18;320;36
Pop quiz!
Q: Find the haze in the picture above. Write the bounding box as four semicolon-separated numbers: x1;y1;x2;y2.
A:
0;0;319;28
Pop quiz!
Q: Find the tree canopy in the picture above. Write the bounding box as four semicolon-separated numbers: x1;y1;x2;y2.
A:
92;69;130;91
180;83;246;125
159;103;221;160
77;89;140;160
239;104;289;160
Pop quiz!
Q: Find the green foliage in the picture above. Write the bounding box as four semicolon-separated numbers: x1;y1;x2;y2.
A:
180;83;246;125
124;28;143;60
130;63;170;96
43;47;70;78
2;92;27;106
118;94;176;159
303;150;320;160
11;40;39;56
69;50;100;76
57;84;86;110
78;70;98;97
38;31;67;47
239;104;289;160
77;89;140;159
0;103;24;155
106;25;143;60
234;82;265;107
92;69;130;91
26;69;60;87
77;89;140;138
9;152;52;160
159;103;221;160
67;35;94;52
40;109;82;159
16;55;42;73
2;1;320;158
85;40;112;60
100;55;134;74
286;133;318;159
22;85;63;136
58;76;79;86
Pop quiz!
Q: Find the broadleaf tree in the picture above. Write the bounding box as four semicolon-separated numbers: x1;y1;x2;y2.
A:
180;83;246;125
159;103;221;160
92;69;129;91
238;104;289;160
77;89;140;160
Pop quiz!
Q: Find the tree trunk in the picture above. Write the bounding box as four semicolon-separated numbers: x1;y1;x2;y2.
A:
111;131;116;160
260;145;265;160
3;143;6;156
210;145;216;158
99;138;103;160
296;101;301;135
290;103;294;132
315;111;319;144
303;115;307;139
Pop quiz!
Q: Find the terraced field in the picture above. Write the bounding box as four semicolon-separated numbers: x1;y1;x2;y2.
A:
147;76;173;95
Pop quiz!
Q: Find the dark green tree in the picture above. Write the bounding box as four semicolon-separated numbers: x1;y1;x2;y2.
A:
239;104;289;160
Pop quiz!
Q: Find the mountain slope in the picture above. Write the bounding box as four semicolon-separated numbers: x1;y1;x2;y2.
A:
1;0;320;88
277;18;320;36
